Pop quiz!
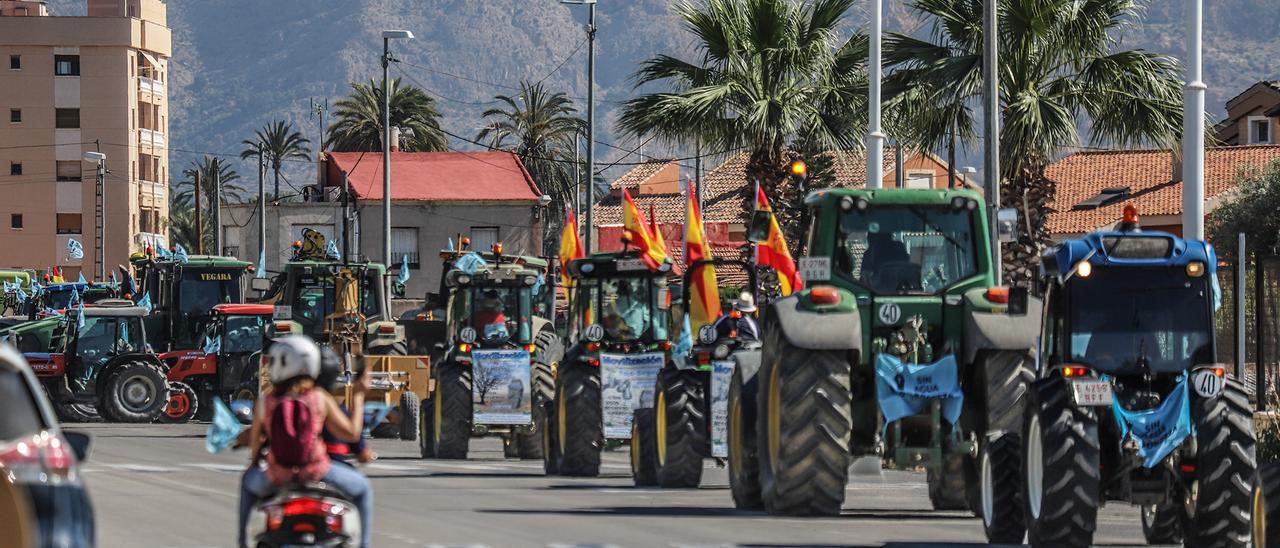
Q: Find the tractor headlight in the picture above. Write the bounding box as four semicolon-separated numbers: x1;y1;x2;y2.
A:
459;327;477;344
1075;260;1093;278
456;274;472;286
1187;261;1205;278
840;197;855;211
523;275;537;286
950;196;967;210
580;263;595;274
713;344;731;359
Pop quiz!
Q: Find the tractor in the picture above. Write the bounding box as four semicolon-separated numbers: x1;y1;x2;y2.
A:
130;252;252;351
1020;217;1254;547
419;246;563;460
544;251;675;477
631;259;761;488
157;303;275;422
23;299;170;423
735;188;1038;542
28;281;119;319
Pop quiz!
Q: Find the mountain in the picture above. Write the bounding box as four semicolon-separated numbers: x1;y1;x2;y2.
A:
46;0;1280;192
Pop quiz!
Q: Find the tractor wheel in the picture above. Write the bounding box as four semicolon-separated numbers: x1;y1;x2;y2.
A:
630;408;658;486
431;364;472;459
232;380;258;404
978;433;1026;544
55;401;100;423
554;363;602;477
159;381;198;424
1140;501;1183;544
398;391;420;441
927;453;969;510
541;400;561;475
655;368;706;488
1022;378;1099;548
100;362;170;423
1252;461;1280;548
1183;376;1254;547
519;332;560;459
728;364;762;509
756;325;851;516
418;397;435;459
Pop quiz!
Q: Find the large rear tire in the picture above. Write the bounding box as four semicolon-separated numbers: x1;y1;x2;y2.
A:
927;453;969;510
100;362;170;423
966;350;1032;542
978;433;1026;544
431;363;472;459
418;397;435;459
1253;462;1280;548
555;363;601;477
1022;377;1099;548
159;381;198;424
756;324;851;516
656;368;706;488
1183;376;1254;547
630;408;658;486
728;364;762;509
519;332;561;459
1140;501;1183;544
55;401;100;423
399;391;420;441
541;399;561;475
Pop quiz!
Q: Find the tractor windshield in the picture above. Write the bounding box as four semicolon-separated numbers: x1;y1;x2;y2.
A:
76;316;146;358
468;287;531;344
598;276;668;342
294;271;380;337
1067;269;1213;374
837;205;979;294
178;269;242;315
221;315;268;354
45;289;77;310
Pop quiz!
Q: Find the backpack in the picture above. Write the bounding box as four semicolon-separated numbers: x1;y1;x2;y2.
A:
269;394;316;468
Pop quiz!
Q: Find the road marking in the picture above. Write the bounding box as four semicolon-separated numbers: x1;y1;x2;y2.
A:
189;463;246;473
367;462;423;472
105;463;180;473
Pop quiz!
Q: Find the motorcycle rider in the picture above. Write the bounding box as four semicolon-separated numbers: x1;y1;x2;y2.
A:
317;345;375;465
713;292;759;340
237;336;373;548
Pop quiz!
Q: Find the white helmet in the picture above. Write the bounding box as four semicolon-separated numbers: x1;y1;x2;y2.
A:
266;335;321;384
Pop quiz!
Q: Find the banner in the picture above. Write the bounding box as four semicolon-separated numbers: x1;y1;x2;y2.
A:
471;349;532;425
1112;379;1193;468
600;352;664;438
709;360;734;458
874;353;964;426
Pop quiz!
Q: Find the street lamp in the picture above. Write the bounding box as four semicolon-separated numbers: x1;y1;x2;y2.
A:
82;151;106;280
866;0;884;190
1182;0;1206;239
561;0;596;252
381;29;414;279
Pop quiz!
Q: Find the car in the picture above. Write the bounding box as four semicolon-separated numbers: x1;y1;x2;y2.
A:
0;344;95;548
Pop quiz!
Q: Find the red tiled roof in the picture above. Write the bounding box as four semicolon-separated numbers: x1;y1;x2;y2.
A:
325;151;542;202
1045;145;1280;234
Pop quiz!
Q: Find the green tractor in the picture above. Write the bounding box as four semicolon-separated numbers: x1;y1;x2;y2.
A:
130;253;252;351
544;251;675;477
734;188;1037;541
260;260;406;355
419;249;563;460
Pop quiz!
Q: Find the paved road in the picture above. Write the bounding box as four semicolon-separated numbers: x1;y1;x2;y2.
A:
74;423;1161;547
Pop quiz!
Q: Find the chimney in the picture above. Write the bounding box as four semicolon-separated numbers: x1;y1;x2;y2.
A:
389;127;401;153
1171;143;1183;182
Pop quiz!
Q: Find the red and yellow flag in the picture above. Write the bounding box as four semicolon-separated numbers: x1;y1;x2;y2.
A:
622;189;669;271
648;204;668;256
685;193;721;332
558;207;584;287
756;187;803;296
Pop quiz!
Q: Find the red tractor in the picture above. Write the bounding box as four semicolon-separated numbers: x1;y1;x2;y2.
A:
158;304;274;422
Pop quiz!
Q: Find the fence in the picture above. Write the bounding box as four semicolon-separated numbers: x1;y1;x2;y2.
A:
1215;247;1280;410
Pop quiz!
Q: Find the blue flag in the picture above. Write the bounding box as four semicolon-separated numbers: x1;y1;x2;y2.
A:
203;335;221;354
78;272;87;285
110;271;117;286
205;398;248;454
66;238;84;260
325;239;341;261
76;298;86;330
15;287;26;305
137;292;153;313
256;249;266;279
157;245;172;259
875;354;965;426
1112;378;1194;468
531;273;546;296
447;238;456;252
174;244;189;263
398;255;411;284
454;253;487;275
672;314;694;368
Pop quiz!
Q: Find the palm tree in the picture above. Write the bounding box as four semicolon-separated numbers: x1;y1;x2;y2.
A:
885;0;1184;284
477;81;586;255
617;0;868;246
327;78;447;154
172;155;246;208
240;120;312;200
165;205;211;253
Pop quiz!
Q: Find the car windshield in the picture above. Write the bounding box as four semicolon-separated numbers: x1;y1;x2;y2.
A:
294;271;380;336
598;276;667;342
1068;269;1213;373
468;287;531;344
0;369;45;441
222;315;268;354
837;204;979;294
178;269;242;315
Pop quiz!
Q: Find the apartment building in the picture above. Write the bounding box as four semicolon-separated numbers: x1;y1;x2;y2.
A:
0;0;170;279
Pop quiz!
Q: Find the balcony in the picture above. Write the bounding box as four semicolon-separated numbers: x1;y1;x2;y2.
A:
139;128;165;149
138;76;165;99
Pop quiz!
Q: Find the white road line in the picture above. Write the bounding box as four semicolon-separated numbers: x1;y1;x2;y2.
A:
366;462;423;472
188;463;246;473
104;463;180;473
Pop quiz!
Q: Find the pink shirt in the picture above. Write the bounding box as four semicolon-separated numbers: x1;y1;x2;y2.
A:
262;389;331;485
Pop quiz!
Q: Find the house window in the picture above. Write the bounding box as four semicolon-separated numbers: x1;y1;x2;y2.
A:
9;162;20;176
9;109;19;123
1249;117;1272;144
10;214;21;229
55;108;79;129
905;171;935;189
56;161;82;182
469;226;500;253
56;214;82;234
391;227;420;269
53;55;79;76
139;208;160;233
8;55;19;70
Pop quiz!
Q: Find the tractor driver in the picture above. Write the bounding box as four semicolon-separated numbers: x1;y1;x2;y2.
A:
713;292;760;340
603;280;649;339
472;289;509;340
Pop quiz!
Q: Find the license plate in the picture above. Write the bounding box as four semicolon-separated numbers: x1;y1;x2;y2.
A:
1070;378;1113;407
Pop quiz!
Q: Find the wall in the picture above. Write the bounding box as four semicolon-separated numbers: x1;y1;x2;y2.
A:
1218;87;1280;146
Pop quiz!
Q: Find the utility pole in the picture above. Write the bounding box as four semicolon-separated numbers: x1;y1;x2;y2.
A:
867;0;885;189
194;171;203;254
382;30;415;274
311;97;328;153
1182;0;1206;240
983;0;1002;283
213;165;222;255
695;139;703;209
563;0;596;252
573;133;581;217
342;171;351;262
83;150;106;281
894;141;904;188
257;142;266;274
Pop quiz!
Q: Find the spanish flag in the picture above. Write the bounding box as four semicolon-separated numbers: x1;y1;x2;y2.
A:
685;193;721;332
622;188;668;271
558;206;584;287
755;187;803;296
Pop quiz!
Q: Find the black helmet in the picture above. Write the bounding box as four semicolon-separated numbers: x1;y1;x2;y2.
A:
317;345;345;392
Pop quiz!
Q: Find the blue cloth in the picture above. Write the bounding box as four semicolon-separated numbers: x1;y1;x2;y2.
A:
239;463;372;548
531;273;545;297
1111;378;1194;468
67;238;84;260
256;249;266;279
1212;273;1223;312
874;354;964;425
174;244;189;263
110;271;117;286
77;272;87;285
137;292;153;313
453;253;487;275
203;335;221;354
75;298;85;330
325;239;341;261
205;398;246;454
673;314;694;368
398;255;410;284
157;245;172;259
447;237;456;252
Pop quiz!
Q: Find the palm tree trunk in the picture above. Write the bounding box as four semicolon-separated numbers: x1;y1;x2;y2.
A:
273;166;280;200
1001;167;1054;288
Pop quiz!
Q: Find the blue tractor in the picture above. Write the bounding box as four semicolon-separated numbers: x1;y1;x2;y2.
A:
1021;211;1254;547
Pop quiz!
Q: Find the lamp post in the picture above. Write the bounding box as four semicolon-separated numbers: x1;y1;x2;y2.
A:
982;0;1002;283
1182;0;1206;240
561;0;596;252
83;151;106;280
866;0;885;190
381;29;414;274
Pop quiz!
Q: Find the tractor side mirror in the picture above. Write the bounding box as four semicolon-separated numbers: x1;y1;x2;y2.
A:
746;210;773;244
63;431;91;462
1008;286;1029;316
996;208;1018;243
249;278;271;292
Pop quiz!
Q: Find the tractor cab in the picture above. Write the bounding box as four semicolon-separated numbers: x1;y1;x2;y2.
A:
566;253;673;352
32;282;118;317
441;253;547;356
131;253;251;351
684;259;760;368
160;303;274;422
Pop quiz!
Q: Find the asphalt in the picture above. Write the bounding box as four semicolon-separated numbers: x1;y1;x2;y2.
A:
73;422;1165;548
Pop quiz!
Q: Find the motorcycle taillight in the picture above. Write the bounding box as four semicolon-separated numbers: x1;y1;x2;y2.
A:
0;432;75;485
283;497;332;517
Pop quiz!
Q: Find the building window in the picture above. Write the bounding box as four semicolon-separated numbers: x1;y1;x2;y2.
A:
55;108;80;129
56;214;81;234
9;109;19;123
905;171;935;189
56;161;82;182
391;228;420;269
1249;116;1272;144
469;226;500;253
54;55;79;76
10;214;21;230
8;55;19;70
9;162;20;176
139;208;160;234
